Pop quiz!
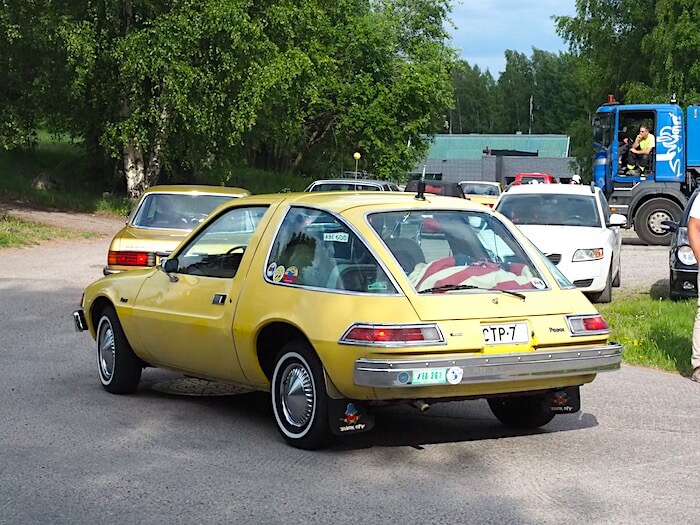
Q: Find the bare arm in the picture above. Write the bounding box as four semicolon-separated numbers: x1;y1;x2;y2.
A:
688;216;700;263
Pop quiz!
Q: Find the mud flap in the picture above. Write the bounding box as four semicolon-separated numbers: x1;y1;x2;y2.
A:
543;386;581;414
327;397;375;436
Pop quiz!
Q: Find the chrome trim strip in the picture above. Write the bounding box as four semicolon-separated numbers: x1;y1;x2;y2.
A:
353;344;622;387
73;310;88;332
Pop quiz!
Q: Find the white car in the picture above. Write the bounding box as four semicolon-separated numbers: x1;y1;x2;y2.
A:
495;184;626;303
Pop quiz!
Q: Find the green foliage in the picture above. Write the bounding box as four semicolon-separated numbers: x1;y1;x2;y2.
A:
0;0;456;195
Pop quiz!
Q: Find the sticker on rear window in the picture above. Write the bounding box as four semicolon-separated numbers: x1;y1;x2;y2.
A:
323;232;349;243
531;277;546;289
266;262;277;278
273;265;285;282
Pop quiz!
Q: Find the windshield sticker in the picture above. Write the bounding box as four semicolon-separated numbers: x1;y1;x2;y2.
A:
282;266;298;283
273;265;285;282
367;281;388;292
531;277;546;289
323;232;349;243
266;262;277;278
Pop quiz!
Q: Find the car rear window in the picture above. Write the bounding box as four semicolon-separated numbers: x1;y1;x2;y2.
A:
131;193;237;229
368;210;548;293
497;194;600;227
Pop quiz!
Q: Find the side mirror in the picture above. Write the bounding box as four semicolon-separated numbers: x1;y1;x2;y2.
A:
161;258;179;282
608;213;627;227
660;219;679;233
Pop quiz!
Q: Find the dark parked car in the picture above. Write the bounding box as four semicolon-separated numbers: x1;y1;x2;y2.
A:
404;179;465;198
664;189;700;299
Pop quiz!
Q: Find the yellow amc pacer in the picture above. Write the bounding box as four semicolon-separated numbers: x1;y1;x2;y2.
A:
74;190;622;449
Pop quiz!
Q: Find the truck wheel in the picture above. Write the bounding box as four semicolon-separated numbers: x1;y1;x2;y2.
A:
271;341;331;450
488;394;555;429
634;199;682;246
96;306;142;394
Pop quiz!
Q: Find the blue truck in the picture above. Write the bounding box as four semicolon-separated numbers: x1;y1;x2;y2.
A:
593;95;699;245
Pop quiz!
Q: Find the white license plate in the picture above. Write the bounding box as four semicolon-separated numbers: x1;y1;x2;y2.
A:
412;368;447;385
482;322;529;345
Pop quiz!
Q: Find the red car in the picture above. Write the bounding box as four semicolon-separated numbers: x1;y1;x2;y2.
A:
513;172;556;185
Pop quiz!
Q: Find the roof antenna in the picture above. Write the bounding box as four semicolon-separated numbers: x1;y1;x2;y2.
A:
416;165;426;201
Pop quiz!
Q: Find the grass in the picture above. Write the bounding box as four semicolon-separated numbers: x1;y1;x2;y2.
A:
598;294;695;376
0;214;96;248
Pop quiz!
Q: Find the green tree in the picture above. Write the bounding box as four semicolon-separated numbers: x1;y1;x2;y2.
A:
494;50;534;133
448;61;496;134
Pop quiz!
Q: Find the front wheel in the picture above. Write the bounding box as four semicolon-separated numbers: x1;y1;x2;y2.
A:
488;394;555;429
634;199;682;246
271;341;331;449
588;262;613;303
96;306;142;394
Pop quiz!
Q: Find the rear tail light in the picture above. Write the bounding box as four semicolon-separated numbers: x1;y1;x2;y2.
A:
340;323;445;346
566;314;610;336
108;251;156;267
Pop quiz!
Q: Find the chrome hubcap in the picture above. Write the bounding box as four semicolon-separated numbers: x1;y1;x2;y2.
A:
280;363;314;428
98;319;115;380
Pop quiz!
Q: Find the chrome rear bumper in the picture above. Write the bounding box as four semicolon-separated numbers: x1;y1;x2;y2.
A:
353;344;622;388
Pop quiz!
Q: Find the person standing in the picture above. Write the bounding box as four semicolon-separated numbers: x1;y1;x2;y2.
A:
687;198;700;382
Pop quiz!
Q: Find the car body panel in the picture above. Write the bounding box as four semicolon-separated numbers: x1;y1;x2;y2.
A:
78;191;620;410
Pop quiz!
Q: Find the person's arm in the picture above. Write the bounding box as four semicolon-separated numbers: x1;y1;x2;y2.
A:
688;216;700;264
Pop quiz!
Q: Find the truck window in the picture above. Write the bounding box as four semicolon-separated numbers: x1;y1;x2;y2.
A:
593;113;614;149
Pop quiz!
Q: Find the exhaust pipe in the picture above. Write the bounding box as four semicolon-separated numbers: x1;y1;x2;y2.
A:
412;400;430;412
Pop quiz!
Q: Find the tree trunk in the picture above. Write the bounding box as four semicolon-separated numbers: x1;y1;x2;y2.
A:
123;142;146;200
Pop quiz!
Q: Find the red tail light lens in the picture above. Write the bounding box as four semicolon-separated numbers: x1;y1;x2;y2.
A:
108;251;155;267
340;323;444;346
566;314;610;335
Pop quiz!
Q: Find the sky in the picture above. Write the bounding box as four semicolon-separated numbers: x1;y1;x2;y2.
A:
447;0;578;77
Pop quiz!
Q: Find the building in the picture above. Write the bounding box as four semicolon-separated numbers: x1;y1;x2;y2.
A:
414;134;576;184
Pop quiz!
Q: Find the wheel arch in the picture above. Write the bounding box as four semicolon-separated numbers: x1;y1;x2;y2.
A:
628;186;687;220
89;296;116;331
256;322;314;381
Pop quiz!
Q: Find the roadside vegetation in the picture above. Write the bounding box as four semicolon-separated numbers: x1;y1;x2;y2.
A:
598;296;695;376
0;213;95;248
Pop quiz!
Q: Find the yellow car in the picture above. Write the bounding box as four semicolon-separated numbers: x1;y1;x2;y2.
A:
74;191;621;449
104;185;250;275
459;180;503;208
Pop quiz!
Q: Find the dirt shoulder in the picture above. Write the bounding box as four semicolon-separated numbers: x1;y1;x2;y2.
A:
0;198;125;236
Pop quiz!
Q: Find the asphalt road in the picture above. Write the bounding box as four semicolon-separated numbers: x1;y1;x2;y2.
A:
1;230;698;524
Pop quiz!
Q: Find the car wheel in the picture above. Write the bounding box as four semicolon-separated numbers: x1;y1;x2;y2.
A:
271;341;331;450
488;394;555;429
96;306;142;394
634;199;682;246
588;264;613;303
612;266;621;288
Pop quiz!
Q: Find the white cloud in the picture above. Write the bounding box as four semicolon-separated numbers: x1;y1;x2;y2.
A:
447;0;577;76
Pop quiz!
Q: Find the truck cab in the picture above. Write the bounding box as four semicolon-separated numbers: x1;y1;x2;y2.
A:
593;98;700;244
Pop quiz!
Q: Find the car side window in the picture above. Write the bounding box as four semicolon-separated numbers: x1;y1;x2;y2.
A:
174;206;268;278
266;207;397;293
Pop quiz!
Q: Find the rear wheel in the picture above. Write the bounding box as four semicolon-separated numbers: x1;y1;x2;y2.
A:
488;394;555;429
271;341;331;450
634;199;682;246
96;306;142;394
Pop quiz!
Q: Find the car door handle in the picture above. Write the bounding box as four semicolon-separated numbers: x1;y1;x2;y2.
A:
212;294;227;305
